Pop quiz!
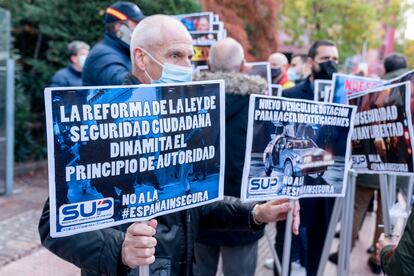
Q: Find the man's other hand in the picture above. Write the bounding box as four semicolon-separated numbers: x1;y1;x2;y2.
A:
254;199;300;235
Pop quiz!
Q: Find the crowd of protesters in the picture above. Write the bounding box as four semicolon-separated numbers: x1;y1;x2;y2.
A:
43;1;414;276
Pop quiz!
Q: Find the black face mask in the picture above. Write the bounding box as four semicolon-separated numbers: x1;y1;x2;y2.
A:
314;60;338;80
271;68;282;80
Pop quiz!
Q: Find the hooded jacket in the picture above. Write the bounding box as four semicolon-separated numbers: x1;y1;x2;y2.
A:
38;73;264;276
194;71;267;246
82;32;131;86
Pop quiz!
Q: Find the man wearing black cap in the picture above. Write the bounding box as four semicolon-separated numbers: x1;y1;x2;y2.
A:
82;1;145;86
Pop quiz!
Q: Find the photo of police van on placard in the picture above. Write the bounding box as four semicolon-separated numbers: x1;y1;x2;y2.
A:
241;95;356;202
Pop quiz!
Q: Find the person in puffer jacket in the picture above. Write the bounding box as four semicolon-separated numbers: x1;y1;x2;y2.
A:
193;37;269;276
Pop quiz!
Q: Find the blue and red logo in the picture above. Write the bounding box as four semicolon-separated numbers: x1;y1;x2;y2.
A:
59;197;114;226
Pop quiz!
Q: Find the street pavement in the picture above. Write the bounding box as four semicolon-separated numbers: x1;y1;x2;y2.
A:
0;164;381;275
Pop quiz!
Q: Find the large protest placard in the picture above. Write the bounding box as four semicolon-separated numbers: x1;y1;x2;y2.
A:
314;80;332;102
241;95;356;201
349;81;414;175
330;73;385;104
45;81;225;237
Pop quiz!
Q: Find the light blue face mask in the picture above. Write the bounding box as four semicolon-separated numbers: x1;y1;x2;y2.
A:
118;24;133;46
141;48;193;83
287;68;301;82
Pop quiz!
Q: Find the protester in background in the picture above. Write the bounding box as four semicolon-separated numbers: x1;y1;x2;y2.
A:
192;38;267;276
268;52;295;89
377;207;414;275
50;40;89;87
82;1;145;86
275;40;338;276
39;15;300;276
288;54;309;84
383;53;409;80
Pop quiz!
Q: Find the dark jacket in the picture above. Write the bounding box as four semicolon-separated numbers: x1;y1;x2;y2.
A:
51;64;82;87
282;77;335;229
82;32;131;86
39;73;264;276
193;71;267;246
381;207;414;275
282;76;313;100
39;197;262;276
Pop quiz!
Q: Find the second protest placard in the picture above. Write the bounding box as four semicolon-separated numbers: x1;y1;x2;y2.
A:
349;81;414;174
241;95;356;201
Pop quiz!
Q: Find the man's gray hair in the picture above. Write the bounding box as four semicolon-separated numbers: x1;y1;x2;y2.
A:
67;40;89;56
209;38;244;72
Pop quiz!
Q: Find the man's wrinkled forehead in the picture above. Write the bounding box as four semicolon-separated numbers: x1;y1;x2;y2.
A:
150;39;193;56
151;25;192;52
170;42;193;53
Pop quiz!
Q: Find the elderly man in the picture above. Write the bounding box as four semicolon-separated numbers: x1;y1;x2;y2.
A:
193;38;268;276
268;52;294;89
39;15;299;276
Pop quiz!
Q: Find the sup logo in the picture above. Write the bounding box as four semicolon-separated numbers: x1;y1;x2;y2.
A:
352;155;367;168
249;177;280;194
59;198;114;226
